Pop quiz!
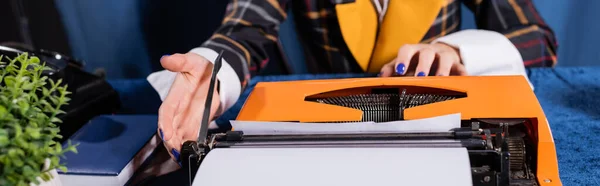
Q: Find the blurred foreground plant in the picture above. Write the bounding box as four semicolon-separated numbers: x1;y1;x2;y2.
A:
0;53;77;186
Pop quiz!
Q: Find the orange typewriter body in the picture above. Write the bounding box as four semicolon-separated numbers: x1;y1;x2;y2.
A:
236;75;561;186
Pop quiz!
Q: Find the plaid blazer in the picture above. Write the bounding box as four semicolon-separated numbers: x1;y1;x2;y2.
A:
200;0;558;90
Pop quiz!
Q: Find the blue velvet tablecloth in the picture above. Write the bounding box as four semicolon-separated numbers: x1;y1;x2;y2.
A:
108;67;600;186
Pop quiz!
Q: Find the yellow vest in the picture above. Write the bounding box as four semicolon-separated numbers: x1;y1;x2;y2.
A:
335;0;446;72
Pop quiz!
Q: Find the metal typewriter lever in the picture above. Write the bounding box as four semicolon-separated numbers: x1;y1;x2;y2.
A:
180;50;224;186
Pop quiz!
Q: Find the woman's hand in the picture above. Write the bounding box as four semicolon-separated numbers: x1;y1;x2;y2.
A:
157;53;221;164
379;43;467;77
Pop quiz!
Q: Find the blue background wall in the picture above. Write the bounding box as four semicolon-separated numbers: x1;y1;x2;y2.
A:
461;0;600;67
55;0;600;79
55;0;152;79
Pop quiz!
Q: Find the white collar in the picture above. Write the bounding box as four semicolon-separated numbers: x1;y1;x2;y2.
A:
372;0;389;22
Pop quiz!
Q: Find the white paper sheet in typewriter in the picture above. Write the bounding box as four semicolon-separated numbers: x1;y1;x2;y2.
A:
229;113;461;135
193;147;473;186
193;114;473;186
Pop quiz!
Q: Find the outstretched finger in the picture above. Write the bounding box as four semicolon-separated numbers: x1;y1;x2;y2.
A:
161;53;208;77
164;132;183;164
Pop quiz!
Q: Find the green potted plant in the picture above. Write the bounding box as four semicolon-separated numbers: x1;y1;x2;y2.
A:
0;53;77;186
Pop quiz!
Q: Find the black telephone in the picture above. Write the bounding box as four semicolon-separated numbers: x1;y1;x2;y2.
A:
0;44;121;141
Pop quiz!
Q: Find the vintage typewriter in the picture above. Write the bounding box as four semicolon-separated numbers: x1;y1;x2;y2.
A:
180;53;561;186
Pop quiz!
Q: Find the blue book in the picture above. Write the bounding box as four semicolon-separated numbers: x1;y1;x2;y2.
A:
58;115;160;186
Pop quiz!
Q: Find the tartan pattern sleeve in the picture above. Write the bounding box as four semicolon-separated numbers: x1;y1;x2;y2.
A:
200;0;288;90
462;0;558;67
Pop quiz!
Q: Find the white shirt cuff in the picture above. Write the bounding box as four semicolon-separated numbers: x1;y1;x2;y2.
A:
432;29;533;90
146;47;242;128
189;48;242;112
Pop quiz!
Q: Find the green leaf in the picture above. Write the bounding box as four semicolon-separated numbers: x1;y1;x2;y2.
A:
13;124;22;138
25;158;37;168
49;96;60;105
35;113;47;122
40;172;50;181
45;127;59;135
58;166;67;173
28;56;40;64
19;76;31;83
54;110;66;115
25;127;41;139
43;103;54;113
13;157;24;167
50;117;62;124
0;135;9;147
17;99;30;116
42;87;50;96
4;76;15;87
15;138;28;148
66;144;78;154
50;156;59;166
0;105;7;118
8;148;19;158
54;143;63;153
21;82;34;90
48;78;55;87
18;180;28;186
39;99;51;107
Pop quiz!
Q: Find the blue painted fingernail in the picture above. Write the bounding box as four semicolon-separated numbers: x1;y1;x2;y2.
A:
159;129;164;141
377;72;382;77
178;162;182;167
172;149;180;162
395;64;406;74
417;72;426;77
